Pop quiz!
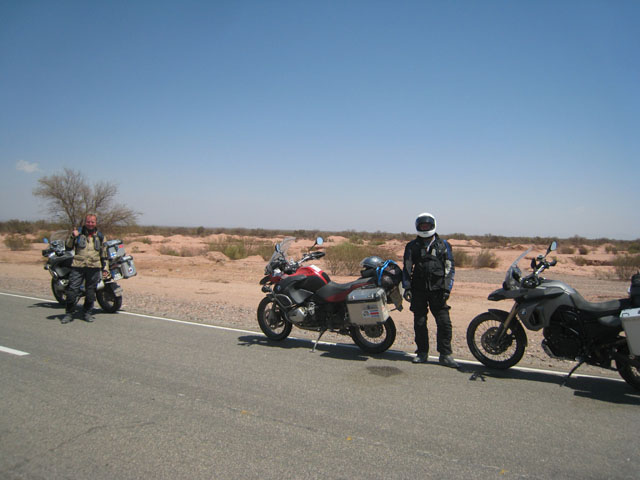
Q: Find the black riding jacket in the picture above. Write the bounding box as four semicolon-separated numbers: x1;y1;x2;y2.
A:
402;234;455;292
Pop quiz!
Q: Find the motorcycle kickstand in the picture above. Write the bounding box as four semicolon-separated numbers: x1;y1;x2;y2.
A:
311;328;327;353
561;358;585;387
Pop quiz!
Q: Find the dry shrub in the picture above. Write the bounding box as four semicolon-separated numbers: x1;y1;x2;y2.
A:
612;254;640;281
325;242;393;275
3;234;32;251
473;250;499;269
454;250;473;267
208;239;272;261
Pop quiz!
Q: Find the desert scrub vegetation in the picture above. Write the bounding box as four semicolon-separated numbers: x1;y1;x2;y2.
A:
3;234;32;251
3;220;640;251
158;245;206;257
473;250;499;268
453;250;473;267
612;254;640;281
453;249;498;269
325;242;395;275
207;238;273;261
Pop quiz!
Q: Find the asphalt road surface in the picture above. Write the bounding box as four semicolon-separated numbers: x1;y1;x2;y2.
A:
1;292;639;480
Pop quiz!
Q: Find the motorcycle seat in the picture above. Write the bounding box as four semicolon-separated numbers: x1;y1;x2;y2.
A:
315;278;375;303
571;292;632;316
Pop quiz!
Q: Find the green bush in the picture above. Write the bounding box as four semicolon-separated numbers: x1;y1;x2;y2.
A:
559;246;576;254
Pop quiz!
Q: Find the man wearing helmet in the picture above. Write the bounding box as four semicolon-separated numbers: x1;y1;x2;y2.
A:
402;212;459;368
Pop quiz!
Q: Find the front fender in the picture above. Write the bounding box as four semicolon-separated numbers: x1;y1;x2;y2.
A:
106;281;123;297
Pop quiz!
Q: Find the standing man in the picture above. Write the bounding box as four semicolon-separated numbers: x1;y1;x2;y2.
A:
402;212;459;368
61;214;108;324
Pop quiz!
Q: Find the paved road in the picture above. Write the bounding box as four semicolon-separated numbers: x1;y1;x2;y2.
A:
1;292;639;480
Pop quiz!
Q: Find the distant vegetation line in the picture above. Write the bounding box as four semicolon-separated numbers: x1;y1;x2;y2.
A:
1;219;639;251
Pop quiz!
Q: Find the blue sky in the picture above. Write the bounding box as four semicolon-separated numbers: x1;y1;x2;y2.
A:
1;1;639;239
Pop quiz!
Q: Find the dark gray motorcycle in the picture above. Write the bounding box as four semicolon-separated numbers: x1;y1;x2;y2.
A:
466;241;640;390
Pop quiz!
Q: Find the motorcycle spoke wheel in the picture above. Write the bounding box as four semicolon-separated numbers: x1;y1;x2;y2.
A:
467;312;526;369
257;297;292;341
97;287;122;313
615;346;640;391
351;317;396;354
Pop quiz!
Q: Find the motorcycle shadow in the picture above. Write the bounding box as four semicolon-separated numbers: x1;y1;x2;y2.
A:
237;334;408;363
460;363;640;405
28;301;67;321
29;301;110;322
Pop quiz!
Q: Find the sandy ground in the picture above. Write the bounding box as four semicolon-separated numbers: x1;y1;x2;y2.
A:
0;233;631;377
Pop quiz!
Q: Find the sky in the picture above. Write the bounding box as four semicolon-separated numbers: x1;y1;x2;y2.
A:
1;0;639;240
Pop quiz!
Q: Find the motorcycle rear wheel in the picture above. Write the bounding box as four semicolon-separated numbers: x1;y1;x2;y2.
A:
615;345;640;391
51;279;76;306
257;297;292;340
350;317;396;354
467;312;526;369
97;287;122;313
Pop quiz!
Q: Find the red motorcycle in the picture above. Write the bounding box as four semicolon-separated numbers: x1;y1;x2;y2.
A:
257;237;403;354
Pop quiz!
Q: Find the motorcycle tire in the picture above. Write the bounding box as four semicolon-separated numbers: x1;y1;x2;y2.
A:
257;297;292;341
97;287;122;313
350;317;396;354
615;345;640;391
51;279;77;306
467;311;527;369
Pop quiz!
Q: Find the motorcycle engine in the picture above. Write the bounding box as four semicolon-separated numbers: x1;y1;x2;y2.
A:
287;302;316;325
541;324;583;360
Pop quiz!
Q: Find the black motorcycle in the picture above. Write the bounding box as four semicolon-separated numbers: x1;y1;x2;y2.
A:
42;232;137;313
466;241;640;390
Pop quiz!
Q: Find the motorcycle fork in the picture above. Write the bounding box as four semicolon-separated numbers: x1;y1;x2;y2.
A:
494;303;518;342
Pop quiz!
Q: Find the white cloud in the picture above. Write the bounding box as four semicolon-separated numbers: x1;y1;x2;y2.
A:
16;160;42;173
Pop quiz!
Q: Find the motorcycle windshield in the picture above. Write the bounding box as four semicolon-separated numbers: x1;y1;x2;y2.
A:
265;236;296;273
504;247;532;288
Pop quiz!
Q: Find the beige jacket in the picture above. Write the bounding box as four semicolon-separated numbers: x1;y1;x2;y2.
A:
65;229;107;269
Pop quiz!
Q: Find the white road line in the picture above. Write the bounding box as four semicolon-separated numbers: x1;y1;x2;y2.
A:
0;291;625;382
0;345;30;356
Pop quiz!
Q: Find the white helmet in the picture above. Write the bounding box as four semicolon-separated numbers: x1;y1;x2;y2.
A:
415;212;436;238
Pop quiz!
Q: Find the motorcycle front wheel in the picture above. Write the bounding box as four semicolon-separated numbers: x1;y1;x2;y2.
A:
51;279;76;306
97;286;122;313
467;312;527;369
615;345;640;391
257;297;292;340
350;317;396;354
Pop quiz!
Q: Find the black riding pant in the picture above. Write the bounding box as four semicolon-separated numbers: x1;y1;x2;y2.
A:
66;267;101;313
410;288;453;356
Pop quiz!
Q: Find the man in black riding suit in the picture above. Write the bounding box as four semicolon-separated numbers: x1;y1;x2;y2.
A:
61;214;108;324
402;212;459;368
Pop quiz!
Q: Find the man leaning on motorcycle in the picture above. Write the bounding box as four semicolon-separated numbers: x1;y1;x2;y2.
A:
61;214;109;324
402;212;459;368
